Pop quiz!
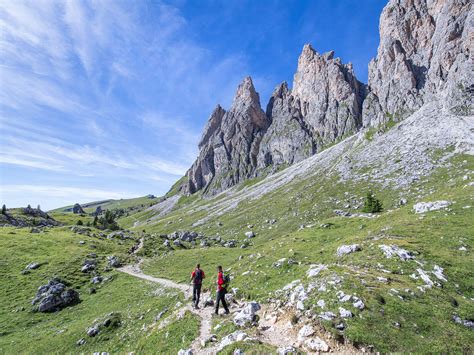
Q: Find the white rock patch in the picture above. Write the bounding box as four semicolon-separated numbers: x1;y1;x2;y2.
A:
413;201;451;213
307;264;327;278
336;244;361;257
379;244;414;261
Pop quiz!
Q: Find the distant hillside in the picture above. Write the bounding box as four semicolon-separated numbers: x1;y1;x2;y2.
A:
50;195;159;214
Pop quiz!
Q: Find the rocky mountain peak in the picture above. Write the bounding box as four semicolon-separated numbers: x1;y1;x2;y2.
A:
292;44;365;142
233;76;260;107
183;76;270;195
198;104;225;149
363;0;472;126
179;0;471;196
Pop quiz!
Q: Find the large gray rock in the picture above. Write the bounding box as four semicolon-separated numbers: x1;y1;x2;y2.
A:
32;279;79;312
336;244;361;256
72;203;85;214
233;301;261;327
363;0;472;126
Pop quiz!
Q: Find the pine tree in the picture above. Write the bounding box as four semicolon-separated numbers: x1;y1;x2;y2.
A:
362;192;383;213
93;215;98;226
37;205;41;211
1;204;6;214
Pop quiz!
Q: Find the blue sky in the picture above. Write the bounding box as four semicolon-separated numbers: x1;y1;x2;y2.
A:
0;0;387;210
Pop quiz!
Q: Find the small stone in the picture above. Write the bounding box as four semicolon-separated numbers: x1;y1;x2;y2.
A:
305;337;329;352
353;299;365;310
87;325;100;337
245;231;255;238
336;244;361;256
339;307;353;318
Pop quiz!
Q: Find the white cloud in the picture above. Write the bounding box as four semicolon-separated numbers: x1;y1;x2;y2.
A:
0;0;252;208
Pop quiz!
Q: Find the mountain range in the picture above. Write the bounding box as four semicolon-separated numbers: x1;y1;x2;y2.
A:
183;0;472;196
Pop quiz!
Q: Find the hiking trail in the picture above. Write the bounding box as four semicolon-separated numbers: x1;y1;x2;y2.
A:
118;261;352;354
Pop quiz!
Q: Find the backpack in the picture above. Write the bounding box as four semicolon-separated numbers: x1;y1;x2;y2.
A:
223;274;231;289
194;269;203;284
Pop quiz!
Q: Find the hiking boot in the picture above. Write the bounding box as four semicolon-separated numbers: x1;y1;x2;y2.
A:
224;310;230;315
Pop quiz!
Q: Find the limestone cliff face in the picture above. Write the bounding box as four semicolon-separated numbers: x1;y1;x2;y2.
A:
184;77;270;195
292;45;365;140
257;45;365;172
257;81;317;171
363;0;472;126
180;0;471;196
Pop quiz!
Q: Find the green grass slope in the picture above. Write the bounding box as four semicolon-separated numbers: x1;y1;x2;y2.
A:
50;195;159;214
128;151;473;352
0;226;198;353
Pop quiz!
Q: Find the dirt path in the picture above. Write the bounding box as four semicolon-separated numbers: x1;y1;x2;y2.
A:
118;262;351;354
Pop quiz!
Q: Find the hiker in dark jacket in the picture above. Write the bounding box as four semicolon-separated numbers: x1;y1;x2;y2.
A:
190;264;205;309
215;265;229;315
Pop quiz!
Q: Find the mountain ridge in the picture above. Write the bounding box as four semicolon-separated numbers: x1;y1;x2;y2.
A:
180;0;472;196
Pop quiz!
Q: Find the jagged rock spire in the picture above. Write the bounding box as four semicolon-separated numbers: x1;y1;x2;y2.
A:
184;76;270;195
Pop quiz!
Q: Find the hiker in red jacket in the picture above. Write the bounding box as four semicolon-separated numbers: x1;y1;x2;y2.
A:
190;264;205;309
215;265;229;315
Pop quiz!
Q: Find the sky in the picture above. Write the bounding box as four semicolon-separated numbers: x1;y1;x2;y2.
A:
0;0;387;210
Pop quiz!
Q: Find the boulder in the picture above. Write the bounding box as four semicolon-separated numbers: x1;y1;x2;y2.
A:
233;302;261;327
107;255;121;268
224;240;237;248
32;279;79;312
336;244;361;256
107;231;133;240
81;261;96;273
91;276;103;284
220;331;250;349
353;299;365;310
452;315;474;330
277;347;298;355
245;231;255;238
305;337;329;352
297;324;315;342
307;264;327;277
318;311;336;321
87;325;100;337
26;262;40;270
339;307;353;318
30;227;41;233
72;203;85;214
204;298;215;307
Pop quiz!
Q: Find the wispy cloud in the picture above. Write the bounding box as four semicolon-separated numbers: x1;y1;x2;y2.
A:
0;0;252;208
1;184;137;202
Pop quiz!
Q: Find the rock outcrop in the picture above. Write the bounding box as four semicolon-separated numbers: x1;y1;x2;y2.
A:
73;203;85;214
257;45;365;171
257;81;317;171
184;77;271;195
363;0;472;126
